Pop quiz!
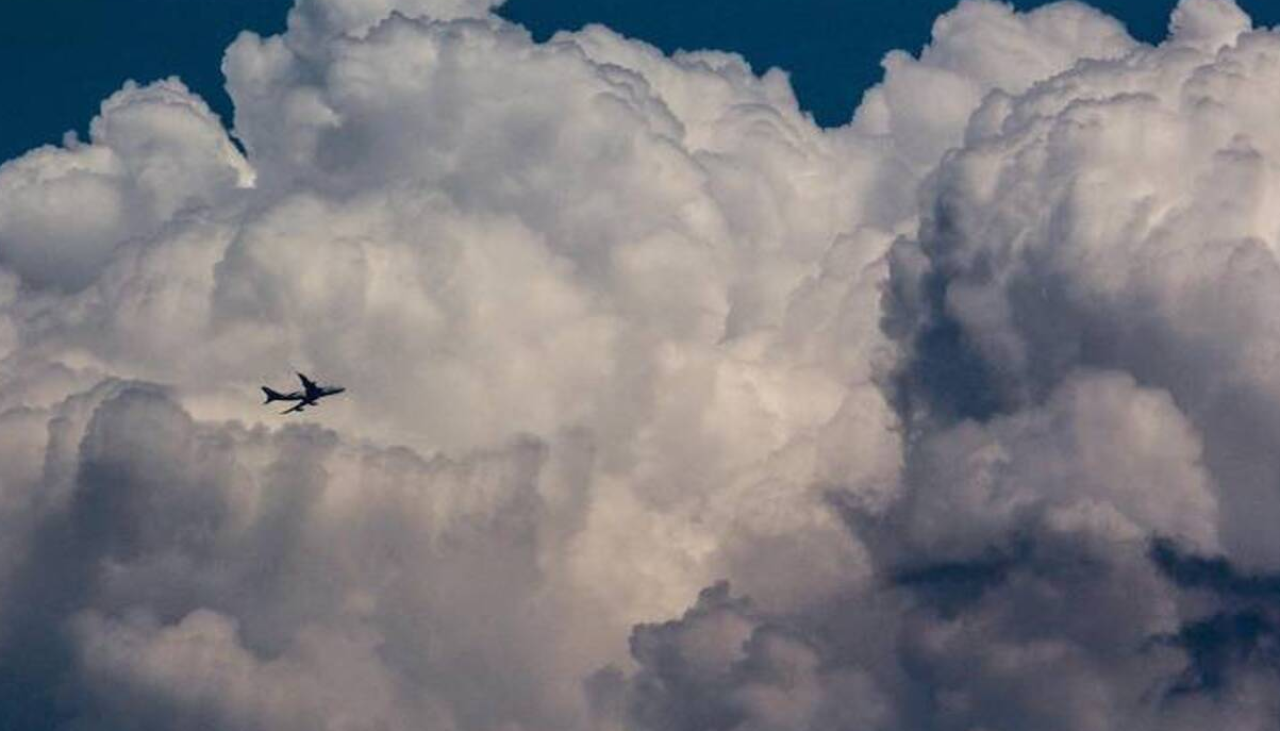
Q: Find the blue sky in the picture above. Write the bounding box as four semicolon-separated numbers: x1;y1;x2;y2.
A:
0;0;1277;162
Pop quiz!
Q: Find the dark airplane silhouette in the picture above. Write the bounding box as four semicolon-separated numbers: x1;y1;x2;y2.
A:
261;373;346;414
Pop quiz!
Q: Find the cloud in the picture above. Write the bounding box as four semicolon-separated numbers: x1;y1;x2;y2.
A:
0;0;1279;728
0;79;250;290
886;0;1280;571
590;582;894;731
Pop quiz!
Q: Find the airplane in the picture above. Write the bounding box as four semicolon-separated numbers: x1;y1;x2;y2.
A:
261;373;346;414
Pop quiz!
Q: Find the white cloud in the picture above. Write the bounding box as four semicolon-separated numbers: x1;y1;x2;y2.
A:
0;79;249;290
889;0;1280;570
1;0;1279;728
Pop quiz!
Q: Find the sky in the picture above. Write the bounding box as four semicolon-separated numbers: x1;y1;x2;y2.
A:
4;0;1280;162
7;0;1280;729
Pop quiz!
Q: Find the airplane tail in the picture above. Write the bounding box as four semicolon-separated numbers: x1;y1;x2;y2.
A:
262;386;286;403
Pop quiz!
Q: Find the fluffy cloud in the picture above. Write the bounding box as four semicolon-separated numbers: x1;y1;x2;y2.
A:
888;0;1280;572
0;79;251;290
1;0;1280;728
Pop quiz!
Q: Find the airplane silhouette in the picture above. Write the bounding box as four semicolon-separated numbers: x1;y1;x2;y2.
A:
261;373;346;414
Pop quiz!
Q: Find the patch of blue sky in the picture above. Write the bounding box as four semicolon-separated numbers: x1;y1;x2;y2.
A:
2;0;1277;161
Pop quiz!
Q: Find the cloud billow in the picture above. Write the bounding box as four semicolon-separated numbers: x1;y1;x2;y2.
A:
0;0;1278;728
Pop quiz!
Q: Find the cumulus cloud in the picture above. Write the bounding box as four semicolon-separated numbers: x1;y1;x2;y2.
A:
0;79;251;290
2;0;1280;728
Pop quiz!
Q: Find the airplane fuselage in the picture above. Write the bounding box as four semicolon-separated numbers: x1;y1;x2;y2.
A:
261;375;346;414
297;386;345;407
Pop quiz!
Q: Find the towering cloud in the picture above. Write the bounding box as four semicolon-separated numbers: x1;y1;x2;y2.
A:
0;0;1278;728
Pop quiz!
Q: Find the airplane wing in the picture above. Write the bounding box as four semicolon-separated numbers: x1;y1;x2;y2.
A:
297;372;321;400
280;401;307;415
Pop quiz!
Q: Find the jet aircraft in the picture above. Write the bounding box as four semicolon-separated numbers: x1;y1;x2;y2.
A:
261;373;346;414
